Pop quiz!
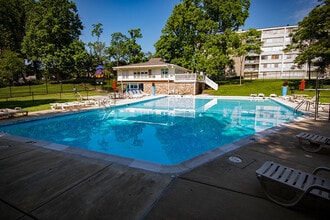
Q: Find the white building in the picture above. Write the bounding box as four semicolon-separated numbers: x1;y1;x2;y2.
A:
241;25;317;80
113;58;218;95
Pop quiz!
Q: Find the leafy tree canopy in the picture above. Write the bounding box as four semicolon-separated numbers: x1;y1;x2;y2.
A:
155;0;251;78
0;50;24;86
287;0;330;76
88;23;107;66
229;28;262;84
0;0;30;55
106;29;144;66
21;0;83;80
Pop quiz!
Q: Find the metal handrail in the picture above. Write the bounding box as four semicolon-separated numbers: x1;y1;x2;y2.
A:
294;100;305;113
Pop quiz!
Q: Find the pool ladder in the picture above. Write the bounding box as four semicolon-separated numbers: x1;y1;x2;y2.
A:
102;104;114;120
294;100;305;113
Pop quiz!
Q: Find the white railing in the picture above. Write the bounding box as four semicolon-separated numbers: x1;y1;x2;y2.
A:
117;75;175;81
205;76;218;90
117;73;219;90
244;68;259;72
174;73;197;81
245;60;259;64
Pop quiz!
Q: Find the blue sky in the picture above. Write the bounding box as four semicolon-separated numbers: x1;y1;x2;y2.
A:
75;0;319;53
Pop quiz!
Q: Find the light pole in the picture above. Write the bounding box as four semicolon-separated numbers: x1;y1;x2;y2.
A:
314;73;321;120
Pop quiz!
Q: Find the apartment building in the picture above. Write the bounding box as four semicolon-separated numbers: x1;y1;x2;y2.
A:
240;25;316;80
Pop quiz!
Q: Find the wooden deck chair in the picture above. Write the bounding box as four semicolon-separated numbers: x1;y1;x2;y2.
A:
256;161;330;207
296;132;330;152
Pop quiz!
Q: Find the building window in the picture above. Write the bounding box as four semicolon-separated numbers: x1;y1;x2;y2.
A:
140;71;147;78
261;55;267;60
123;71;129;78
263;64;267;68
161;68;169;78
271;55;279;59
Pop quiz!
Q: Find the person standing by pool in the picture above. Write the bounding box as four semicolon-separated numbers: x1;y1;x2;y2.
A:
151;83;156;96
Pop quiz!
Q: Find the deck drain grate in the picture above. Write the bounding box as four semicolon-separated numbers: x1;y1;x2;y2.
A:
228;156;242;163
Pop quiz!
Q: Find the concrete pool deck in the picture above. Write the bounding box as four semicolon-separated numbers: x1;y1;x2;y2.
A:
0;97;329;219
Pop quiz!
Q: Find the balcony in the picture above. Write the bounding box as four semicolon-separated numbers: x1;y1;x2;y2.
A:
259;67;282;71
262;41;284;47
245;60;259;64
259;59;283;64
117;73;199;82
244;68;259;72
262;32;286;39
175;73;199;82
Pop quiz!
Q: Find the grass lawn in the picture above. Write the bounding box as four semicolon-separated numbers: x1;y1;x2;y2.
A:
205;79;330;102
0;91;102;112
1;79;329;112
0;83;107;112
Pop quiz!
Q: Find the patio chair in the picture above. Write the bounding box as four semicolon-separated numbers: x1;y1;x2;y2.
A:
17;107;28;115
0;109;12;118
256;161;330;207
6;107;28;116
296;132;330;152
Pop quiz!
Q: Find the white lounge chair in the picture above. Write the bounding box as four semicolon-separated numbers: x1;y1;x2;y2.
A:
296;132;330;152
0;109;12;118
11;107;28;116
256;161;330;207
50;103;62;110
5;107;28;117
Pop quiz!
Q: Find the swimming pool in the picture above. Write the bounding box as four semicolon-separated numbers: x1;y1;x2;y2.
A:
0;96;301;169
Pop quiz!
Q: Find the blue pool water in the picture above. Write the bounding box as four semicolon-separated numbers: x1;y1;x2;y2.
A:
0;97;301;165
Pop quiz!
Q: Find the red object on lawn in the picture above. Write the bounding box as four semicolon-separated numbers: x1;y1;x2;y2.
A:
299;79;305;91
113;80;117;90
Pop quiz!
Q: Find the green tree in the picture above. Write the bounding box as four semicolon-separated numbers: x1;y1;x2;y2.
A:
21;0;83;81
143;51;154;62
203;0;250;33
194;31;232;78
0;0;29;55
88;23;106;66
70;40;89;78
127;28;144;63
106;32;129;66
155;0;211;69
286;0;330;79
106;29;144;66
25;60;42;80
229;28;262;85
0;50;24;86
155;0;251;77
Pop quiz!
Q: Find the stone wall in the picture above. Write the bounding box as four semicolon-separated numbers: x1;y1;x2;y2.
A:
143;82;204;95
